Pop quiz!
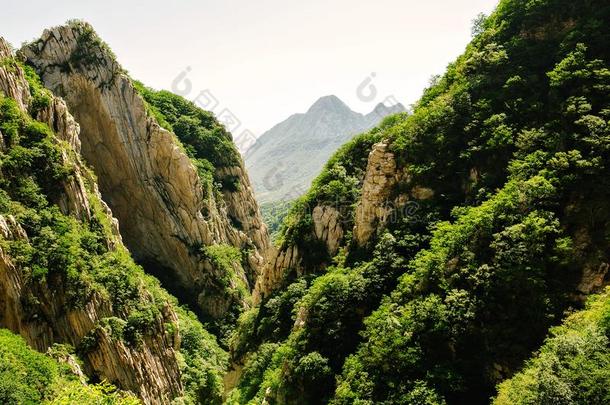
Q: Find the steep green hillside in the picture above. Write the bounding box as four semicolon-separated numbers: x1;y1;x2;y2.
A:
228;0;610;403
260;200;294;243
494;288;610;405
0;329;138;404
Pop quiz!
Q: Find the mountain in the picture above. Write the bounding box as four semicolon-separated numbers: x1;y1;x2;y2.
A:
244;95;405;203
228;0;610;404
0;35;224;404
0;22;269;404
1;0;610;403
21;23;270;336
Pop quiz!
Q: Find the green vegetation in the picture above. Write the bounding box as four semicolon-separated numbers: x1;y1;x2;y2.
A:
0;91;164;326
494;289;610;405
0;56;228;403
260;200;294;243
226;343;279;404
175;308;228;405
133;80;241;194
3;2;610;403
270;128;385;278
0;329;139;404
201;243;251;343
227;104;437;405
20;62;52;116
229;0;610;403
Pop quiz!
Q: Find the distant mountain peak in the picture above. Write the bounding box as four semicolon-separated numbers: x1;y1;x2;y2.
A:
369;101;407;116
363;102;406;126
307;95;352;114
246;94;406;203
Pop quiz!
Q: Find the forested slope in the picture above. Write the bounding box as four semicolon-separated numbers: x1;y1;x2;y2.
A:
230;0;610;403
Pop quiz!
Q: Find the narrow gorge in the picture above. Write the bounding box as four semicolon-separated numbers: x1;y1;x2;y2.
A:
1;0;610;404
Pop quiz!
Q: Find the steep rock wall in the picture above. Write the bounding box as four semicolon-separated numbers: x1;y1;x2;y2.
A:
0;38;183;403
22;23;269;319
253;142;408;302
252;204;345;303
353;142;400;246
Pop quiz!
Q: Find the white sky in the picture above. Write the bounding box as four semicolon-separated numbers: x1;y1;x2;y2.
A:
2;0;499;135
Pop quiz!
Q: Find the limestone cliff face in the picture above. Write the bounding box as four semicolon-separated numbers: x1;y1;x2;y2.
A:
0;38;182;403
22;23;269;318
312;205;344;254
0;45;30;112
253;245;299;304
253;204;345;303
218;165;270;268
352;141;429;247
253;142;413;302
353;142;400;246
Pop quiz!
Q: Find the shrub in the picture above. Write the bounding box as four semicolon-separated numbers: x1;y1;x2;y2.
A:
0;329;138;404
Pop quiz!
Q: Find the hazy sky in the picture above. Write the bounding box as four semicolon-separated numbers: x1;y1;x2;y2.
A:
2;0;498;135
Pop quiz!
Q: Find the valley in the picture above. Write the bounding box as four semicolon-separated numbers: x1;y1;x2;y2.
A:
0;1;609;404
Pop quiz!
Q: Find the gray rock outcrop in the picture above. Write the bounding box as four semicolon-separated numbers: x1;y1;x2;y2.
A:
21;23;269;318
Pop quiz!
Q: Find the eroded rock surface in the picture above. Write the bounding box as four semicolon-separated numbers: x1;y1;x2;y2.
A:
353;142;400;246
22;23;269;318
0;39;182;403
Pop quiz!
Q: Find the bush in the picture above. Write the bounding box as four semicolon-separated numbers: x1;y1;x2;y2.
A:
0;329;138;404
495;290;610;405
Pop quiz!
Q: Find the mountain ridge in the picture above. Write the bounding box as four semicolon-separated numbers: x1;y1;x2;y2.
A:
230;1;610;403
245;94;406;203
21;22;270;334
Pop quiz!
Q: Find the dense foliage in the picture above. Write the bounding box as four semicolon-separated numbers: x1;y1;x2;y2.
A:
133;80;240;192
260;200;294;243
228;0;610;403
176;308;229;405
494;289;610;404
334;1;610;401
228;95;437;405
0;329;139;404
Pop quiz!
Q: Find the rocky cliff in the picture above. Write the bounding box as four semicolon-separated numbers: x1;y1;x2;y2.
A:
352;141;401;246
21;22;269;322
252;130;398;302
0;37;184;403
